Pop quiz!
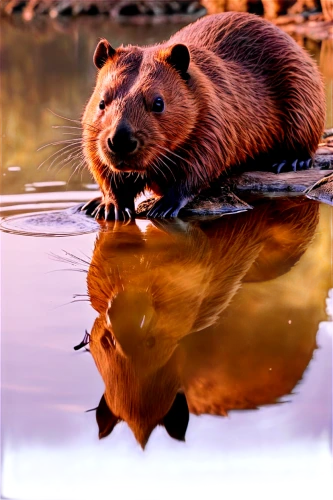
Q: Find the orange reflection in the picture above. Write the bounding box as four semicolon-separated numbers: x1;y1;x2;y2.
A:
71;197;331;448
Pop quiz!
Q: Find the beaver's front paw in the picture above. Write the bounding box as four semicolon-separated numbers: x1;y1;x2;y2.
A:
81;197;102;216
81;197;133;221
147;194;188;218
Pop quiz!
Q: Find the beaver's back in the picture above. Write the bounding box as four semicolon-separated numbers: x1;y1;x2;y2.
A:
171;11;325;156
171;11;310;68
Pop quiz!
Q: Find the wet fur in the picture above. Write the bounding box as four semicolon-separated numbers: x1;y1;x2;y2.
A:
82;12;325;218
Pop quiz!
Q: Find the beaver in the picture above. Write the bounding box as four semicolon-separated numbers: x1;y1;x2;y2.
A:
81;12;325;220
72;198;323;446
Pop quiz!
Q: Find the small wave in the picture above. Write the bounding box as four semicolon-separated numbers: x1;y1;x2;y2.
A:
0;191;98;207
0;205;100;237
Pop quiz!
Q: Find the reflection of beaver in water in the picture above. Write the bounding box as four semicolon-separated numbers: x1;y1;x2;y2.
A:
77;198;327;447
81;12;325;220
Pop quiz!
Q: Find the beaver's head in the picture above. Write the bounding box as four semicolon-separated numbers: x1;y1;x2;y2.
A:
82;39;197;180
86;224;212;376
89;316;189;448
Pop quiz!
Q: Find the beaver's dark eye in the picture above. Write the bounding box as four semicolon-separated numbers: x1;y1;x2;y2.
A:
152;97;164;113
99;100;105;110
145;336;156;348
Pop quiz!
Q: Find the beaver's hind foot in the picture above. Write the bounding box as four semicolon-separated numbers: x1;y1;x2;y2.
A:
147;189;190;218
81;197;134;221
272;158;312;174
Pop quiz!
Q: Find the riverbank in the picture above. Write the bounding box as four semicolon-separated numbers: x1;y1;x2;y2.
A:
2;0;333;40
1;0;206;21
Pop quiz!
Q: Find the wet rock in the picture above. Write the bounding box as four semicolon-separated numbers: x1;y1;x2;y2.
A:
136;187;253;218
305;171;333;204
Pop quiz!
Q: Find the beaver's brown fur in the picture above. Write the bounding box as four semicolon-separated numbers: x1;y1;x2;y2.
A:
82;12;325;219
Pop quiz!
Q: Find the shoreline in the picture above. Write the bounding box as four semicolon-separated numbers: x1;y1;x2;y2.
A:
0;0;333;42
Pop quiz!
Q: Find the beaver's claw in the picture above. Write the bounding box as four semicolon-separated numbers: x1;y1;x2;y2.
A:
272;158;312;174
147;194;188;218
81;197;102;216
81;197;134;221
114;206;134;221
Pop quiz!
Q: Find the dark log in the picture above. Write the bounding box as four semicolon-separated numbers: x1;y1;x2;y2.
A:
136;188;253;218
137;153;333;217
323;129;333;139
230;149;333;193
230;168;331;194
136;166;333;218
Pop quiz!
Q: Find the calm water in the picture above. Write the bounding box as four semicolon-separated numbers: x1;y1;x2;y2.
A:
1;15;333;500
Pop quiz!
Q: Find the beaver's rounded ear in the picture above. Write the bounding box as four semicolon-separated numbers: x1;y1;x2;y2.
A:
96;394;119;439
163;392;189;442
93;39;116;69
164;44;190;79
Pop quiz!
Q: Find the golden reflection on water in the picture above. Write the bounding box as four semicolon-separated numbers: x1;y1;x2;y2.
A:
1;17;333;196
65;197;331;448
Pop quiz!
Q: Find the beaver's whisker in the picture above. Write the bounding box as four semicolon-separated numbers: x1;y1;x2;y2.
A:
47;109;82;123
67;158;87;183
54;149;86;174
112;172;119;190
37;138;82;152
47;109;101;133
149;163;158;178
155;158;170;180
52;125;83;130
154;146;178;166
167;142;190;156
117;172;125;184
51;120;100;136
38;143;82;170
158;145;188;163
83;122;101;133
67;164;81;183
151;161;168;181
54;153;85;175
82;138;100;144
163;144;190;162
49;147;83;169
50;251;91;268
156;156;176;182
80;163;86;183
66;136;98;147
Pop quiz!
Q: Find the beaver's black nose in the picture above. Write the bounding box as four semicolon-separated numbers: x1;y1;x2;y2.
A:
107;125;138;156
